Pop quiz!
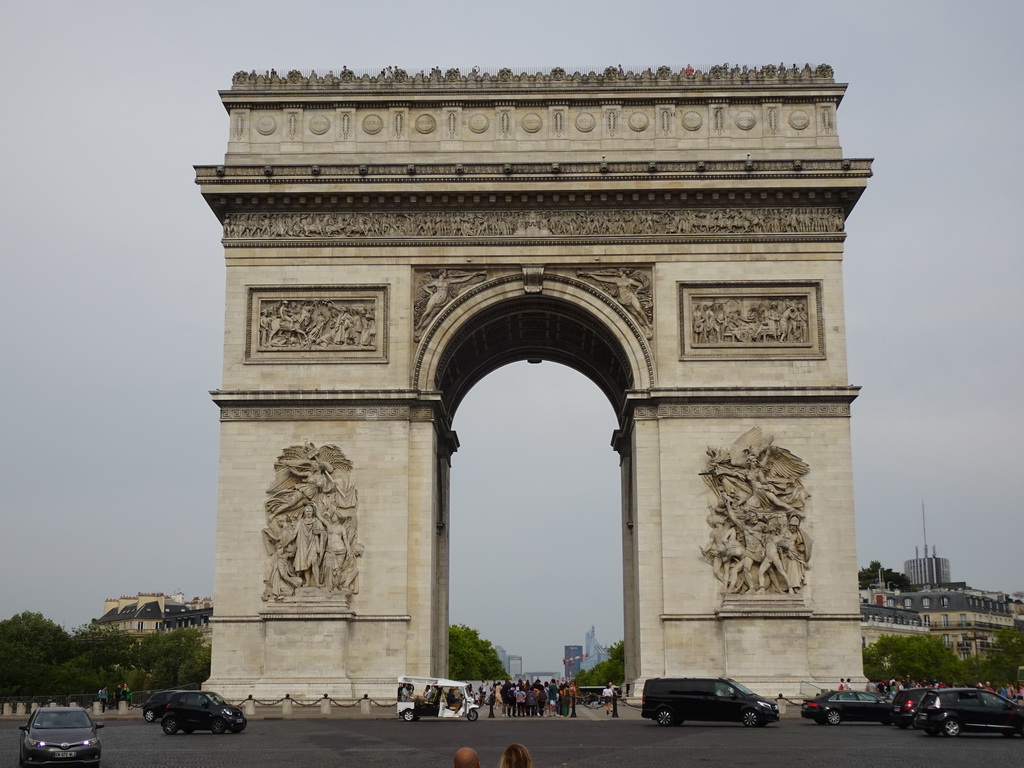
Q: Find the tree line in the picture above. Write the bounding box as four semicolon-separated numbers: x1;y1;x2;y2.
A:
863;628;1024;686
0;612;210;697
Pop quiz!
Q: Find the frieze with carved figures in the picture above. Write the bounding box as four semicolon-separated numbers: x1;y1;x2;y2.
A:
246;285;388;363
223;207;844;242
679;282;824;360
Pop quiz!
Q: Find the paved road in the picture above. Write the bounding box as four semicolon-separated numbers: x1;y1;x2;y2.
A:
5;716;1023;767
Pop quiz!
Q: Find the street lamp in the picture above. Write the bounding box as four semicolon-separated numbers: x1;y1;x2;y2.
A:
963;632;982;683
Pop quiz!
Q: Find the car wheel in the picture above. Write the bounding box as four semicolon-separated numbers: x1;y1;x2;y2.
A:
211;717;228;734
144;709;156;723
941;718;961;737
161;717;179;735
402;709;416;722
826;710;842;725
896;722;910;729
741;708;763;727
466;709;479;722
655;707;675;727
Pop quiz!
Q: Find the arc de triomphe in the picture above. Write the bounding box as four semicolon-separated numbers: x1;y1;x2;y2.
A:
196;64;871;698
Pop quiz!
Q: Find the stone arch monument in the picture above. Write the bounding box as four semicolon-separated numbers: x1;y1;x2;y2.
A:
196;64;871;698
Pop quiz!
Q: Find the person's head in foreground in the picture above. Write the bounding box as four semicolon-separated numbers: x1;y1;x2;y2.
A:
499;743;532;768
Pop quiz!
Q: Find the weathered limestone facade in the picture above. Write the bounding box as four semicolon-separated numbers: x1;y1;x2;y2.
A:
197;64;871;698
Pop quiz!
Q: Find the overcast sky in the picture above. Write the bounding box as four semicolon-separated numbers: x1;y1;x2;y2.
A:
1;1;1020;675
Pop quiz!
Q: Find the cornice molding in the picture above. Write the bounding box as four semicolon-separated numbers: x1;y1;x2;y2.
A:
196;158;872;184
631;386;860;419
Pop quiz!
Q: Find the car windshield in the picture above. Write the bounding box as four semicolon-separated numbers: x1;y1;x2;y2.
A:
206;693;228;706
34;711;92;729
729;681;755;696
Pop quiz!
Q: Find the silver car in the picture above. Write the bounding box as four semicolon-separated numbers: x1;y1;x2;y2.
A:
19;706;103;766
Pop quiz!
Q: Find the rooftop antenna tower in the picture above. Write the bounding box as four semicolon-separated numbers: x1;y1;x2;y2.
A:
921;500;928;555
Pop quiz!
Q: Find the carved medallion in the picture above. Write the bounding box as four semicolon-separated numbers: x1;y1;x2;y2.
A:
255;115;278;136
261;443;364;604
789;110;810;130
414;114;437;135
521;113;543;133
735;111;756;131
308;114;331;136
628;112;650;132
700;428;811;596
681;110;703;131
362;114;384;135
575;112;596;133
468;113;489;134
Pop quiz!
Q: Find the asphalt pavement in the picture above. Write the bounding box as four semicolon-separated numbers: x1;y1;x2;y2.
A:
5;709;1024;768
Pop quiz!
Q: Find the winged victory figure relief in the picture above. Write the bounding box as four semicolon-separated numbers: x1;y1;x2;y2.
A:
700;427;812;595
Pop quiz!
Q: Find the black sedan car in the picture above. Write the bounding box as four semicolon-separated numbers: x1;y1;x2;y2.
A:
18;706;103;766
915;688;1024;737
161;690;247;735
801;690;891;725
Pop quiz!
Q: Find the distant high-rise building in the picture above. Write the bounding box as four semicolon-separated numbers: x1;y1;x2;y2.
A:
580;626;609;671
904;503;951;586
508;655;523;678
494;645;509;675
905;545;951;586
563;645;583;678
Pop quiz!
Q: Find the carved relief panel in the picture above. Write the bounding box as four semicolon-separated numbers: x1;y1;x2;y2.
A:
223;208;844;242
576;268;654;339
678;282;823;360
261;443;363;605
245;285;388;363
700;427;811;595
412;269;487;341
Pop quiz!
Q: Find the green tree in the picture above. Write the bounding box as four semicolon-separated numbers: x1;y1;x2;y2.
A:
862;634;965;683
135;628;210;690
448;625;506;681
0;612;74;694
979;628;1024;686
857;561;912;591
574;641;624;686
71;622;140;672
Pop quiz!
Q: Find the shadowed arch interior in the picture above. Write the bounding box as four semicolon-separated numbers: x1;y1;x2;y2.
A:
435;295;634;419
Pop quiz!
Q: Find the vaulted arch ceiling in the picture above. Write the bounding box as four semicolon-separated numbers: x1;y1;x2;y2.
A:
434;295;634;420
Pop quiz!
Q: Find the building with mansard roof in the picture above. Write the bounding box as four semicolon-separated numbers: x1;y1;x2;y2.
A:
95;592;213;637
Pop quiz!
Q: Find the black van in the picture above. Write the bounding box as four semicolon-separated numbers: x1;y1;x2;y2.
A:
641;677;780;727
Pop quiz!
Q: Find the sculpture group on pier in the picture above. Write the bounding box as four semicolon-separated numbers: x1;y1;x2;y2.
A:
700;428;812;595
261;443;363;602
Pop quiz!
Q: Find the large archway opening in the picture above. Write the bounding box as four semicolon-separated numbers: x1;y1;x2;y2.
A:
449;361;623;675
429;291;642;676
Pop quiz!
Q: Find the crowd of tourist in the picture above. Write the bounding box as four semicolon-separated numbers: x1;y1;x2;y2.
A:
485;679;581;717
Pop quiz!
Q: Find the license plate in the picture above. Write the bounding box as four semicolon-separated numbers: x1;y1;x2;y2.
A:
52;751;77;758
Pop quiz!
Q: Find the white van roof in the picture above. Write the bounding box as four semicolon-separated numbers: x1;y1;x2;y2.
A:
398;675;469;688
